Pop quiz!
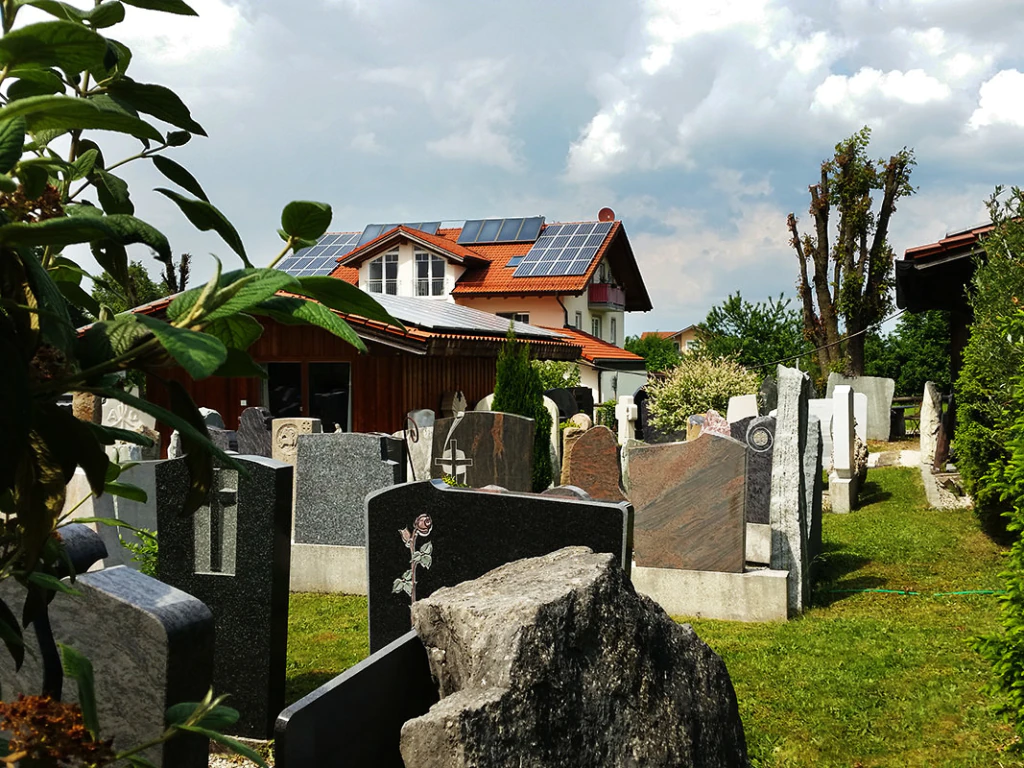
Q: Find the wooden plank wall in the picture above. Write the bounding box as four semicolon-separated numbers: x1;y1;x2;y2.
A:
146;321;497;454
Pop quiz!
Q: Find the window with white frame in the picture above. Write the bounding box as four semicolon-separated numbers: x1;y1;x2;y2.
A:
592;316;602;339
368;252;398;295
574;311;583;329
415;252;446;297
498;311;530;324
610;317;617;345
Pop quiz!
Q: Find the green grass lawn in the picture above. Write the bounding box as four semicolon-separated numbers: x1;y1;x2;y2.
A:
286;467;1019;766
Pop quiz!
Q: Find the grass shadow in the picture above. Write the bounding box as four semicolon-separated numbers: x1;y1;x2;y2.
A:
856;480;891;506
812;574;891;608
810;541;889;607
285;670;345;706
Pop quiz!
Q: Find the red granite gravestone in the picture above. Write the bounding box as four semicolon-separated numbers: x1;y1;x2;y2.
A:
625;433;747;573
562;425;626;502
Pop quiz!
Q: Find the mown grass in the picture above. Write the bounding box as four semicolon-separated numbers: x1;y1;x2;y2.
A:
286;467;1018;766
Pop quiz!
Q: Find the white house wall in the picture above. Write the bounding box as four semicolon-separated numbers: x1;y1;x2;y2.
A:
456;296;568;328
357;241;466;301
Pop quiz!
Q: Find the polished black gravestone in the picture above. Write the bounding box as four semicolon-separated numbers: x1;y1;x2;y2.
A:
156;455;292;738
570;386;595;418
366;480;634;652
294;432;405;546
275;630;438;768
759;376;778;415
544;388;580;420
430;411;534;492
731;415;776;525
237;406;273;457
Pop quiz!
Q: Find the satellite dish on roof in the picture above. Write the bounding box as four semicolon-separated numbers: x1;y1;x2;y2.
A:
598;207;615;222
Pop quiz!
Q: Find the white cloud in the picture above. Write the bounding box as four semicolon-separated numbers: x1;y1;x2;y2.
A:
969;69;1024;129
351;132;382;153
811;67;952;122
116;0;245;65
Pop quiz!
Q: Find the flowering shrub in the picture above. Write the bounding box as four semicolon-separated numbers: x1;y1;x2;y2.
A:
646;357;758;433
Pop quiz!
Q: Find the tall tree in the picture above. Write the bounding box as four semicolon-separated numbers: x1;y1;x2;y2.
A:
697;292;808;373
624;333;682;373
91;260;169;316
787;127;915;376
863;310;951;397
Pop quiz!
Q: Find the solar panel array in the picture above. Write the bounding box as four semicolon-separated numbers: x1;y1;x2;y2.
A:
278;232;361;277
358;222;441;246
512;221;613;278
457;216;544;245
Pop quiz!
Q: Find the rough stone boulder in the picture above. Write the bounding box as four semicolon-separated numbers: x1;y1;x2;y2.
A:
400;547;749;768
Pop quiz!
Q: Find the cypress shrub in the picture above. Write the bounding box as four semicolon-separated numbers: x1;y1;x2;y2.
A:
493;328;553;491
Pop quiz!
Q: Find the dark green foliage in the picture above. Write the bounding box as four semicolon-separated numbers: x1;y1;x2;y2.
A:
121;529;157;577
696;292;809;375
955;188;1024;531
531;359;581;390
91;259;167;315
624;333;681;372
493;328;552;492
863;310;951;396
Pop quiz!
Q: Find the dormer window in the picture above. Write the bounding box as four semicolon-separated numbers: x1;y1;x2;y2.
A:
369;252;398;295
415;252;446;297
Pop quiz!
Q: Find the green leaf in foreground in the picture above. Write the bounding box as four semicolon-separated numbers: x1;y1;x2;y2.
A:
0;93;162;142
166;268;298;324
135;314;228;380
108;78;206;136
281;200;332;241
252;296;366;352
177;726;268;768
294;275;403;328
60;644;100;737
120;0;196;16
0;116;25;174
0;20;106;72
156;188;249;266
151;155;207;201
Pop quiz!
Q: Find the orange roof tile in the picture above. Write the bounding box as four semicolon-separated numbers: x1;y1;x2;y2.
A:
542;325;645;364
903;223;994;262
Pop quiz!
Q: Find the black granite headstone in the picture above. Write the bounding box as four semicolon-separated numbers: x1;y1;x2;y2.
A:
731;415;775;524
544;388;580;420
156;455;292;738
208;426;238;453
366;480;633;651
275;630;438;768
759;376;778;415
570;386;595;419
237;406;273;457
430;411;534;492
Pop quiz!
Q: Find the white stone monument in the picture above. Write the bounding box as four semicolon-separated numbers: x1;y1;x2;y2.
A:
726;394;759;423
920;381;942;466
829;385;858;514
615;396;638;445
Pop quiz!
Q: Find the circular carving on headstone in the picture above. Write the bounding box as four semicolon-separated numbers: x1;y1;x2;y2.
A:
748;425;773;452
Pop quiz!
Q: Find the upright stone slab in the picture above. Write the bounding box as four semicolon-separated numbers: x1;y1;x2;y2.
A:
365;480;633;651
686;414;705;441
615;395;638;445
1;565;214;768
702;409;731;438
731;416;776;525
920;381;942;465
543;395;561;476
826;373;895;441
759;376;778;415
769;365;811;616
830;385;858;513
808;398;834;468
405;409;436;482
853;392;868;443
473;393;494;412
430;411;534;492
726;394;758;423
544;388;579;420
294;432;405;546
624;433;747;573
561;425;626;502
804;414;824;559
569;412;593;430
156;455;292;738
237;406;273;457
570;386;595;418
272;417;322;465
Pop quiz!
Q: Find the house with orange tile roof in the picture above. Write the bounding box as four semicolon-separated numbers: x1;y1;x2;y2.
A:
282;212;654;404
640;326;700;353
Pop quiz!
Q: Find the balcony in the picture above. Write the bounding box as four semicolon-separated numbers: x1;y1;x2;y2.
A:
588;283;626;311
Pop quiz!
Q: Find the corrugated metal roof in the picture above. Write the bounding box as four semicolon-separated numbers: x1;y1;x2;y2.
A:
372;294;567;340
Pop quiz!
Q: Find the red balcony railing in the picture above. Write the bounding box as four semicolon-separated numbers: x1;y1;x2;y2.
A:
588;283;625;310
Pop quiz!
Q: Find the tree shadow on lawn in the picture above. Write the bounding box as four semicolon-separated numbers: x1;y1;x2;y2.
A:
856;480;891;506
286;670;346;706
811;541;888;608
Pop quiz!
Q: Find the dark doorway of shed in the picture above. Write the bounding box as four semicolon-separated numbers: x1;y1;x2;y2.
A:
266;362;351;432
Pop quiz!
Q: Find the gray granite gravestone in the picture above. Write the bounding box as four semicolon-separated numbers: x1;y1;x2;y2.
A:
275;631;438;768
0;561;214;768
731;416;776;525
430;411;534;492
804;414;824;560
759;376;778;415
156;455;292;738
365;480;633;651
294;432;406;546
769;365;811;616
237;406;273;457
623;434;747;573
825;373;896;441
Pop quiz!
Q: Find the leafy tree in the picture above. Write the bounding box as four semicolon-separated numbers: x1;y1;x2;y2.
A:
531;359;581;390
624;333;682;372
645;357;759;434
493;328;553;491
787;127;916;376
863;310;951;397
955;187;1024;534
696;292;808;373
91;260;167;315
0;2;398;763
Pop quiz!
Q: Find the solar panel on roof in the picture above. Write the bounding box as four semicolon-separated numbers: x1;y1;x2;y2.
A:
357;222;441;246
512;221;613;278
279;232;361;277
456;216;545;245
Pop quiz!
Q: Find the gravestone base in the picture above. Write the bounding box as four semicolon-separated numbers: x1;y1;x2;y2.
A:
290;543;367;595
829;475;858;514
631;565;789;622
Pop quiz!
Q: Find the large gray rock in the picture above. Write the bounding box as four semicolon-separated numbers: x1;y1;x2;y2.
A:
826;373;895;441
400;547;748;768
920;381;942;465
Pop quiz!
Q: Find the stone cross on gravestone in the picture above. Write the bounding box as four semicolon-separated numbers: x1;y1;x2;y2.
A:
615;396;637;445
434;439;474;480
195;470;237;575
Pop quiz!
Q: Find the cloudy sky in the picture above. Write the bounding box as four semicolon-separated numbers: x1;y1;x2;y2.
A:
40;0;1024;334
